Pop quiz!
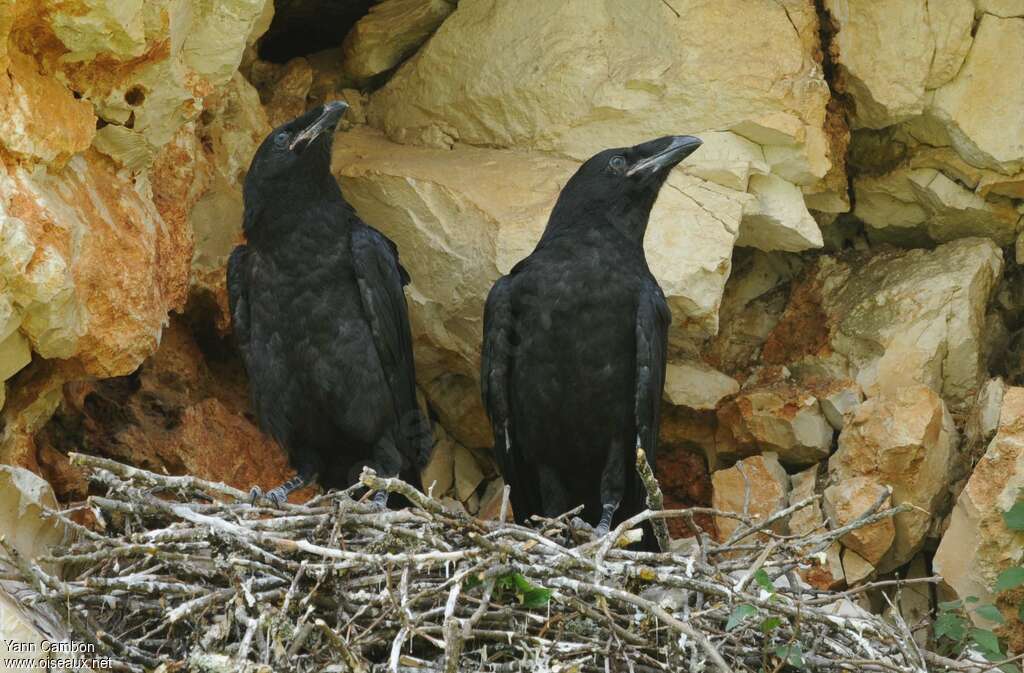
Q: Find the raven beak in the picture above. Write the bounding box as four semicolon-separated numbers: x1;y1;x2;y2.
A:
626;135;703;178
289;100;349;151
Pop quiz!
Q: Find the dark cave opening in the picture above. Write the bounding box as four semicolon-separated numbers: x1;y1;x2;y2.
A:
257;0;375;63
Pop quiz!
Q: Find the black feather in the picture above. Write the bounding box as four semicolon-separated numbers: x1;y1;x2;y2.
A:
228;104;431;491
481;135;701;543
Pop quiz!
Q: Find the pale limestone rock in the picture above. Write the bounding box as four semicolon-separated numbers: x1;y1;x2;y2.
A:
767;238;1004;410
711;453;790;542
683;132;769;193
663;362;739;411
926;0;976;89
0;331;30;382
0;150;188;377
422;374;492;450
0;466;71;666
453;443;485;503
707;250;803;374
830;385;957;572
0;466;67;565
716;382;834;468
333;126;740;388
789;466;845;589
825;0;933;128
477;477;507;521
842;548;875;586
934;386;1024;625
738;174;824;252
817;380;863;431
975;0;1024;17
965;378;1006;451
264;58;314;127
342;0;455;83
854;167;1022;246
368;0;834;183
190;73;271;330
789;466;823;536
823;477;895;565
421;426;455;499
49;0;270;169
930;14;1024;174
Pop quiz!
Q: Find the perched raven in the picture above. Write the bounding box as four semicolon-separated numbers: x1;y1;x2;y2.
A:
228;101;431;506
481;135;702;537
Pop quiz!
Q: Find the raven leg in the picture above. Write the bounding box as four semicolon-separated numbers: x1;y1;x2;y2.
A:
369;433;404;509
250;462;317;508
595;440;626;537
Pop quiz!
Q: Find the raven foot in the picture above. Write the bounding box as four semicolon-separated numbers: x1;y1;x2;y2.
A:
248;474;309;508
595;503;618;538
370;490;389;510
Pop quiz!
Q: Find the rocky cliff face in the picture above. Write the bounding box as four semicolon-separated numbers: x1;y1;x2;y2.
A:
1;0;1023;643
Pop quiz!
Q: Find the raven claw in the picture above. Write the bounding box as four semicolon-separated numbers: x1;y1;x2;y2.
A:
570;516;595;534
264;488;288;509
249;485;288;508
370;491;389;511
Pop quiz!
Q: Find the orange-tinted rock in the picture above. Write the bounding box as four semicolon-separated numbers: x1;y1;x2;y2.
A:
34;318;294;501
658;443;715;539
763;240;1003;412
830;384;957;572
788;465;845;590
1;150;186;377
0;45;95;163
716;381;833;468
823;476;895;565
711;453;790;543
935;386;1024;636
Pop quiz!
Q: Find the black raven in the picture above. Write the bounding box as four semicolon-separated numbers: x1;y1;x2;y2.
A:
228;101;431;506
481;135;703;537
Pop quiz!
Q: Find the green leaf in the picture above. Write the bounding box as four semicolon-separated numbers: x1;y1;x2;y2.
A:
995;566;1024;593
494;573;552;609
726;604;758;632
521;586;552;608
934;612;966;642
760;616;782;634
1000;664;1021;673
970;628;1003;659
938;599;963;611
975;604;1005;624
1004;501;1024;531
774;644;805;669
753;569;775;594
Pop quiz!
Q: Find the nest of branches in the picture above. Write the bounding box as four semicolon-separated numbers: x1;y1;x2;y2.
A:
0;452;1001;673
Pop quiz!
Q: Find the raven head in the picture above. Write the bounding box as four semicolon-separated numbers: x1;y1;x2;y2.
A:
243;101;349;229
547;135;703;245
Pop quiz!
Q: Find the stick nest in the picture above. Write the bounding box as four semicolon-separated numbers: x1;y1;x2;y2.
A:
0;453;993;672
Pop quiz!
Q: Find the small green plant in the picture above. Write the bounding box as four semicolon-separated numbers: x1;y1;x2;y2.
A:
494;572;552;608
933;567;1024;673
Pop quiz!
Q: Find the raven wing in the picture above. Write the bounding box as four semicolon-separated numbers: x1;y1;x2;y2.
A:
227;245;251;359
634;278;671;474
481;273;538;521
350;225;429;466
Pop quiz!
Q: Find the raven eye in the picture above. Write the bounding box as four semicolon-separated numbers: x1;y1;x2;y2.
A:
274;131;289;147
609;155;627;172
